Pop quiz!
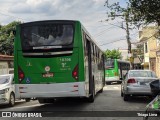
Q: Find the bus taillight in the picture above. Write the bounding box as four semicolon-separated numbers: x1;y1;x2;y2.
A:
72;64;78;80
18;67;25;83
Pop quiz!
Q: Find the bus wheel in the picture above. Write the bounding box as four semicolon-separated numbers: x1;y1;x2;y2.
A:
38;99;45;104
9;93;15;107
25;98;30;102
38;99;55;104
47;99;55;103
99;88;103;93
87;80;95;103
106;82;111;85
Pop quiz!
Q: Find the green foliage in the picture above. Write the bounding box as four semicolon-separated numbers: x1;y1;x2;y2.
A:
105;0;132;24
105;0;160;27
0;21;21;55
105;49;122;59
129;0;160;26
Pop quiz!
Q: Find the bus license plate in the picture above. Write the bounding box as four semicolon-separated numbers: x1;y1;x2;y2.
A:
42;73;54;77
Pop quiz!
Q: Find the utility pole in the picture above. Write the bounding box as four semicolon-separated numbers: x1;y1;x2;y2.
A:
109;14;132;57
108;13;132;54
108;13;133;68
125;14;131;54
124;13;134;69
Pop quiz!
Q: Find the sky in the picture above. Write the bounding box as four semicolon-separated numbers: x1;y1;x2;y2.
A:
0;0;139;51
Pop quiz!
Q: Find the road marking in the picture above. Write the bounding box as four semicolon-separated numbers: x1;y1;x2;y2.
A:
9;104;42;109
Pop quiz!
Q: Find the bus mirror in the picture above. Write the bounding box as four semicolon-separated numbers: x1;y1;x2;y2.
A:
12;30;16;36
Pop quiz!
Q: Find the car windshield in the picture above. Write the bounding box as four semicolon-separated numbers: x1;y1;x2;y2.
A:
129;71;153;77
0;76;10;84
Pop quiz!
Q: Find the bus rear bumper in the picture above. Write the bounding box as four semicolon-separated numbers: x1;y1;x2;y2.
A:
105;76;120;82
15;82;87;99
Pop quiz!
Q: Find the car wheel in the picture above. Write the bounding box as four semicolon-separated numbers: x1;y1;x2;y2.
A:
9;93;15;107
123;94;129;101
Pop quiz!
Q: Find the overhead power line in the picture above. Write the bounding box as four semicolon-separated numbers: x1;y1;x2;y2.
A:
99;39;126;46
94;26;116;38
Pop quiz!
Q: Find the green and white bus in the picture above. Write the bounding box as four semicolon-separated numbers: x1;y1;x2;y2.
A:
14;20;105;103
105;59;130;84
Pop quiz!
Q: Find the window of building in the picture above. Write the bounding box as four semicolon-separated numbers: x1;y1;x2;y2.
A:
145;42;148;53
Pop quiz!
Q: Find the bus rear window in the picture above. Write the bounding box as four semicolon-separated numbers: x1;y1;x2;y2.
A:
21;24;74;50
105;60;114;69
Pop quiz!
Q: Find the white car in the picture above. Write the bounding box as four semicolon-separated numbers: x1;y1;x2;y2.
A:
0;74;15;106
121;70;159;101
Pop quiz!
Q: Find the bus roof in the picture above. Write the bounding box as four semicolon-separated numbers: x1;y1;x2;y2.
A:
20;20;80;25
117;59;130;64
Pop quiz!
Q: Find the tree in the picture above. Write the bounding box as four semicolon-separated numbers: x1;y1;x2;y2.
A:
0;21;21;55
105;49;122;59
129;0;160;26
104;0;132;53
105;0;160;27
132;44;144;63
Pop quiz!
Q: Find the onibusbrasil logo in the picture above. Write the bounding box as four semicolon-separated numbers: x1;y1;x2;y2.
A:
1;112;42;118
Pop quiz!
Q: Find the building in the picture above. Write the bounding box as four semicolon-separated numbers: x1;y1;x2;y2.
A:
0;54;14;75
139;26;160;77
119;49;128;60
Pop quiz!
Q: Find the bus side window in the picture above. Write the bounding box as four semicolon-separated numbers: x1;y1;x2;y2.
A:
12;79;15;84
82;31;87;56
94;45;97;63
91;43;95;62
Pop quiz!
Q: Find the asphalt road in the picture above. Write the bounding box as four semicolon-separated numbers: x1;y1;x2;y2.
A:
0;83;155;120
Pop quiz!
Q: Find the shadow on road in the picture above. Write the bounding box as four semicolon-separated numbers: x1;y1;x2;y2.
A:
125;96;153;103
29;97;95;112
0;100;26;109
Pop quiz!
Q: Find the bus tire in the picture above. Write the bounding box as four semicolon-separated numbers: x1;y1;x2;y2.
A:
38;99;45;104
47;99;55;103
106;81;111;85
99;88;103;93
117;81;122;84
38;99;55;104
87;78;95;103
25;98;30;102
9;92;15;107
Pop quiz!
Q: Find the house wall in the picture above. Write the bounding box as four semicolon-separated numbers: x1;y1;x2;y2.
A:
0;55;14;75
140;26;159;75
0;62;8;75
